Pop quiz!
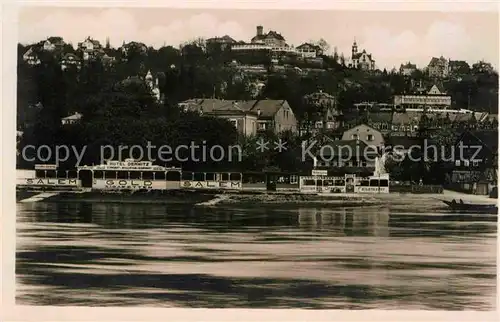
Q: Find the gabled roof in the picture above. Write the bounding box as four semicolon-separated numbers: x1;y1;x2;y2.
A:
472;130;498;152
352;51;374;61
245;100;291;118
62;112;82;121
180;99;258;116
428;56;447;66
207;35;236;43
427;84;446;95
80;37;101;47
23;47;36;57
265;31;285;40
400;62;416;69
251;30;285;42
296;43;321;50
455;130;498;155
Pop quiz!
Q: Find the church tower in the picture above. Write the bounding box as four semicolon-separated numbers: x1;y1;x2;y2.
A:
351;38;358;57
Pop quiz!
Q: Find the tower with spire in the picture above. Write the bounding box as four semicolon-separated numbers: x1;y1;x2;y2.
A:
351;38;358;57
349;37;375;71
145;70;161;103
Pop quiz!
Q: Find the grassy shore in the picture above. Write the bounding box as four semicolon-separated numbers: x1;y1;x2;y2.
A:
17;189;217;205
16;188;495;212
211;192;450;211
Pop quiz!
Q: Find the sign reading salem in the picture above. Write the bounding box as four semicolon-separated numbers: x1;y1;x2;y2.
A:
94;179;166;190
20;178;80;186
181;180;242;190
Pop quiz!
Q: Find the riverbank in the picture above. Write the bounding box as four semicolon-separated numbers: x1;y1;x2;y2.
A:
17;190;217;205
16;188;496;211
206;192;447;211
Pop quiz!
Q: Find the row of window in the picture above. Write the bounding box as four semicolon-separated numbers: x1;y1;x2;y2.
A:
455;159;482;167
315;121;337;129
351;134;375;141
302;179;389;187
36;170;243;181
400;97;450;104
316;161;371;167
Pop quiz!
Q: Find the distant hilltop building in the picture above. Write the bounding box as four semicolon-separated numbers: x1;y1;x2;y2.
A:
206;35;237;50
77;36;103;61
426;56;449;78
230;25;322;58
348;39;375;71
399;62;417;76
231;25;292;53
251;25;286;47
22;37;65;65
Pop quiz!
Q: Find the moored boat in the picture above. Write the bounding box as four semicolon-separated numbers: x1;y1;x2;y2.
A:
442;199;498;214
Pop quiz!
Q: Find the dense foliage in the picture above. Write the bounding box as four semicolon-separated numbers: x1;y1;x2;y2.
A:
16;39;499;180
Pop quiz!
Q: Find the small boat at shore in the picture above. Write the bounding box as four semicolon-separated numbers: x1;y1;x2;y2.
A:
442;199;498;214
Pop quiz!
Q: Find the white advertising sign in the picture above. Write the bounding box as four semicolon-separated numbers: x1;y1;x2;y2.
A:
181;180;242;190
93;179;166;190
311;170;328;176
356;187;389;193
18;178;80;186
34;164;58;170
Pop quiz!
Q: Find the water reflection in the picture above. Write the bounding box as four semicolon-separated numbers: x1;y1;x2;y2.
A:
16;202;497;309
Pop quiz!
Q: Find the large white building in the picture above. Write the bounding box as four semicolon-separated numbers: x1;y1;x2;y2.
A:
393;85;451;110
230;25;323;58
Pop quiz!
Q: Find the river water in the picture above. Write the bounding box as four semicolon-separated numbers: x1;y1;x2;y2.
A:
16;202;497;309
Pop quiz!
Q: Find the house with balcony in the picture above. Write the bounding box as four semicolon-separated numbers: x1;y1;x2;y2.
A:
296;43;323;58
341;124;385;149
245;99;298;134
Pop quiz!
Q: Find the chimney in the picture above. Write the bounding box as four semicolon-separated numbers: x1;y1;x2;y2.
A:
257;108;261;117
257;25;263;36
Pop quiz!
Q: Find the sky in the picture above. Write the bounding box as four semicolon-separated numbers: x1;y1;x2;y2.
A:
18;7;499;70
